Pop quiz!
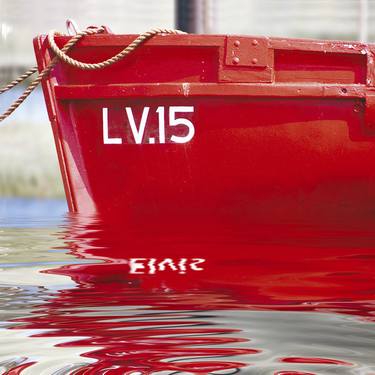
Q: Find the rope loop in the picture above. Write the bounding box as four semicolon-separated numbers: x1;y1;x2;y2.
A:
48;27;185;70
0;24;185;123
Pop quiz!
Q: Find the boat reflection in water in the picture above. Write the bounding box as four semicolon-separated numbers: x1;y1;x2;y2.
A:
5;212;375;374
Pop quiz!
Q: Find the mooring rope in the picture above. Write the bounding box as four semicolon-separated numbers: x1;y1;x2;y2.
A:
0;25;185;123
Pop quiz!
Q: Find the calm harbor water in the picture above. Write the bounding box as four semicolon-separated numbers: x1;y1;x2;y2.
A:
0;198;374;374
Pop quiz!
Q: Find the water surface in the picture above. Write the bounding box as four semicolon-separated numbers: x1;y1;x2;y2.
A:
0;198;374;374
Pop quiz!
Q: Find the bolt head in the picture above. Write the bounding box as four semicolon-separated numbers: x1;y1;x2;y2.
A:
252;39;258;46
251;58;258;64
234;40;240;47
232;56;240;64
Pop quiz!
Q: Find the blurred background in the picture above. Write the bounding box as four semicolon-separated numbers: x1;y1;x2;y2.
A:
0;0;374;199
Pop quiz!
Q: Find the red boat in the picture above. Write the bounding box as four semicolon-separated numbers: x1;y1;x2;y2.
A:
34;30;375;228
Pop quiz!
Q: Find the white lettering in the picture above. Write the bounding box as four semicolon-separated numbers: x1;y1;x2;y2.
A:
126;107;150;144
170;106;195;144
129;258;147;274
178;258;187;274
103;107;122;144
148;258;157;274
127;258;205;274
158;258;178;272
190;258;205;271
103;106;195;145
156;106;165;144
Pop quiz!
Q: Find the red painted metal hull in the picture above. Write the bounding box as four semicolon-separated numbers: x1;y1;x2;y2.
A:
34;33;375;227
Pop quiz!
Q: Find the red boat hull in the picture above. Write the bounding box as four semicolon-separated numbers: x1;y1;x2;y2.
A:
34;33;375;227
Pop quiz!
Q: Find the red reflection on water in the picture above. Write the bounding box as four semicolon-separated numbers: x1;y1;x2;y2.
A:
54;216;375;313
7;362;36;375
6;215;375;373
279;357;353;366
274;372;317;375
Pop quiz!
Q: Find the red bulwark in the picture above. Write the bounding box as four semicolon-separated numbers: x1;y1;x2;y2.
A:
34;32;375;228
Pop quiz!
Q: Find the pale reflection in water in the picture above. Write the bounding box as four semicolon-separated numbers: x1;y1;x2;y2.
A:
0;199;374;374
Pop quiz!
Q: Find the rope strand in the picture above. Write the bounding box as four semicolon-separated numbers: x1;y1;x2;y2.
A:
47;27;185;70
0;25;185;123
0;67;38;95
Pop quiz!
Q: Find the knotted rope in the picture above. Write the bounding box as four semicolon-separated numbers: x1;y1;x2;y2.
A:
0;26;185;122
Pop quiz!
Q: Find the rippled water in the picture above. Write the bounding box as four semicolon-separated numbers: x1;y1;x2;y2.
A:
0;198;374;374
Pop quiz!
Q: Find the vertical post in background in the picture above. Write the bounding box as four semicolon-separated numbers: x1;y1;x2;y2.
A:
359;0;369;42
175;0;197;33
176;0;216;33
203;0;217;34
